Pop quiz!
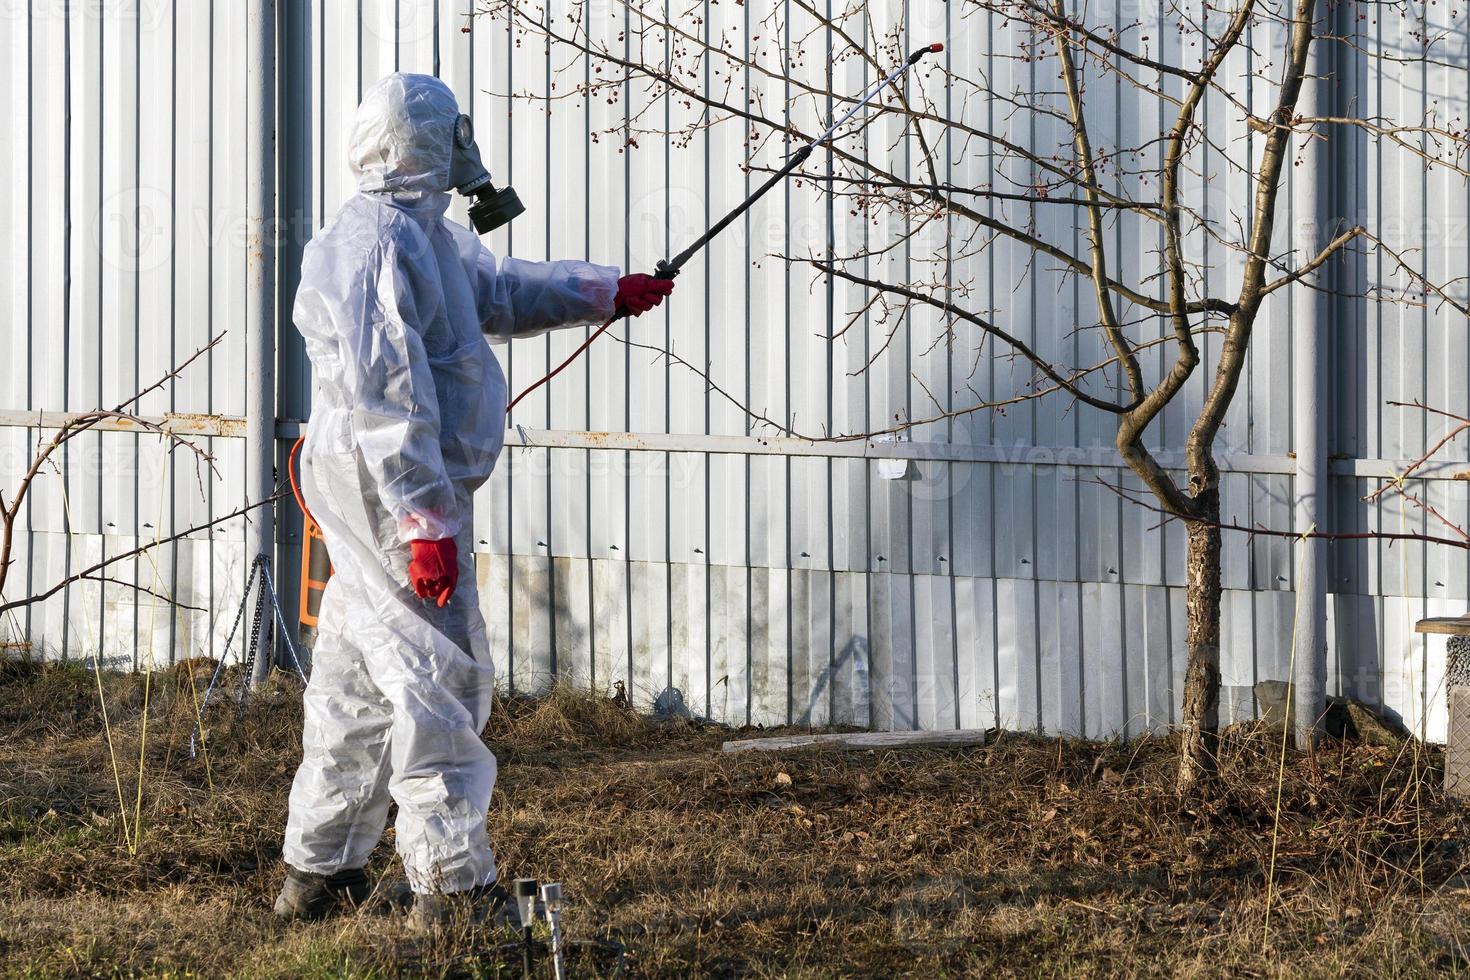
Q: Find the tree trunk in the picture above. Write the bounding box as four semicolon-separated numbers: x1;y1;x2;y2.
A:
1178;488;1222;796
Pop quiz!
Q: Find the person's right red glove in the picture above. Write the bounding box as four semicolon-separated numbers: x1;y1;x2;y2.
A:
615;273;675;316
408;538;458;608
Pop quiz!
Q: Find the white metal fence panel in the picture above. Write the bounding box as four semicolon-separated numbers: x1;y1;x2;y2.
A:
1;1;253;670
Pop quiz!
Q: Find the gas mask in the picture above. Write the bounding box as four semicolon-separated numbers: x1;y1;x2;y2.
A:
449;113;524;235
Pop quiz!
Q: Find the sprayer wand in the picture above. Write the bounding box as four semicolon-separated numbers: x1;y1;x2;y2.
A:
505;42;944;415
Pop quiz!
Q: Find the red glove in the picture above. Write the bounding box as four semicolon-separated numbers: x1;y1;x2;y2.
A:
408;538;459;608
615;274;674;317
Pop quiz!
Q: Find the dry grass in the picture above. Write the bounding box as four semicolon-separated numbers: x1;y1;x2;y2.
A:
2;659;1470;978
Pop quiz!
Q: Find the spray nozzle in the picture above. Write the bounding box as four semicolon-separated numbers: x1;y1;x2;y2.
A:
907;42;944;64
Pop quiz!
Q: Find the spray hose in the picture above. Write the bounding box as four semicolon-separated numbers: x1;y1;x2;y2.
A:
287;436;312;525
505;41;943;417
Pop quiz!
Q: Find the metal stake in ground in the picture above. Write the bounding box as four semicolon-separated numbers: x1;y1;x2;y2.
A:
515;877;539;978
541;882;566;980
504;42;945;417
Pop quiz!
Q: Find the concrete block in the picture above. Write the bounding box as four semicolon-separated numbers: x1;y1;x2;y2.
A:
1447;688;1470;801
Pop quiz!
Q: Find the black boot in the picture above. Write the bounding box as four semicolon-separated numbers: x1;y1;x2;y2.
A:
272;865;372;921
406;882;513;935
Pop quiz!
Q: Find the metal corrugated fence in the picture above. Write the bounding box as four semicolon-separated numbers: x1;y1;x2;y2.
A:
3;0;1468;741
1;0;254;673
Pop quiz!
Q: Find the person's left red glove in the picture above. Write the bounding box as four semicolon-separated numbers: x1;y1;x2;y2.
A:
615;273;675;316
408;538;459;608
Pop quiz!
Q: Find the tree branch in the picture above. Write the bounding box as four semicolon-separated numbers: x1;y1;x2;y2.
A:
0;492;287;617
1092;478;1470;550
812;261;1133;414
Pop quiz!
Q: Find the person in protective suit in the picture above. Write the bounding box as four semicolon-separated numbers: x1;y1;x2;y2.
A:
274;72;672;931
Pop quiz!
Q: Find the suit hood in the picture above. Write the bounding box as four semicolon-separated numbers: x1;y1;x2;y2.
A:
349;72;460;195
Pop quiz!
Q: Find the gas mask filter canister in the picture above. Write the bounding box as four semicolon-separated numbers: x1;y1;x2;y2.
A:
449;113;525;235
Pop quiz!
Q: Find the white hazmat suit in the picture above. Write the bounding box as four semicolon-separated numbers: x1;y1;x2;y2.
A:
283;72;619;895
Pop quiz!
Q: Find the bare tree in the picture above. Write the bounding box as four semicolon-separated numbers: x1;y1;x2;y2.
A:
483;0;1468;793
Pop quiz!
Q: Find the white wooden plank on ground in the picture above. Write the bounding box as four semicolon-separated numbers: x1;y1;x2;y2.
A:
724;729;986;754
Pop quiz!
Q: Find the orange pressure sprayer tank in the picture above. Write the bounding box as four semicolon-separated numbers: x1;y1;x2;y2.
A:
289;437;333;653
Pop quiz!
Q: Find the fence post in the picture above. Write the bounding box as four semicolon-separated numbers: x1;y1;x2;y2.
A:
246;0;278;686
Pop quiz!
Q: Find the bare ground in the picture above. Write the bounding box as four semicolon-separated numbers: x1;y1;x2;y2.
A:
2;658;1470;978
